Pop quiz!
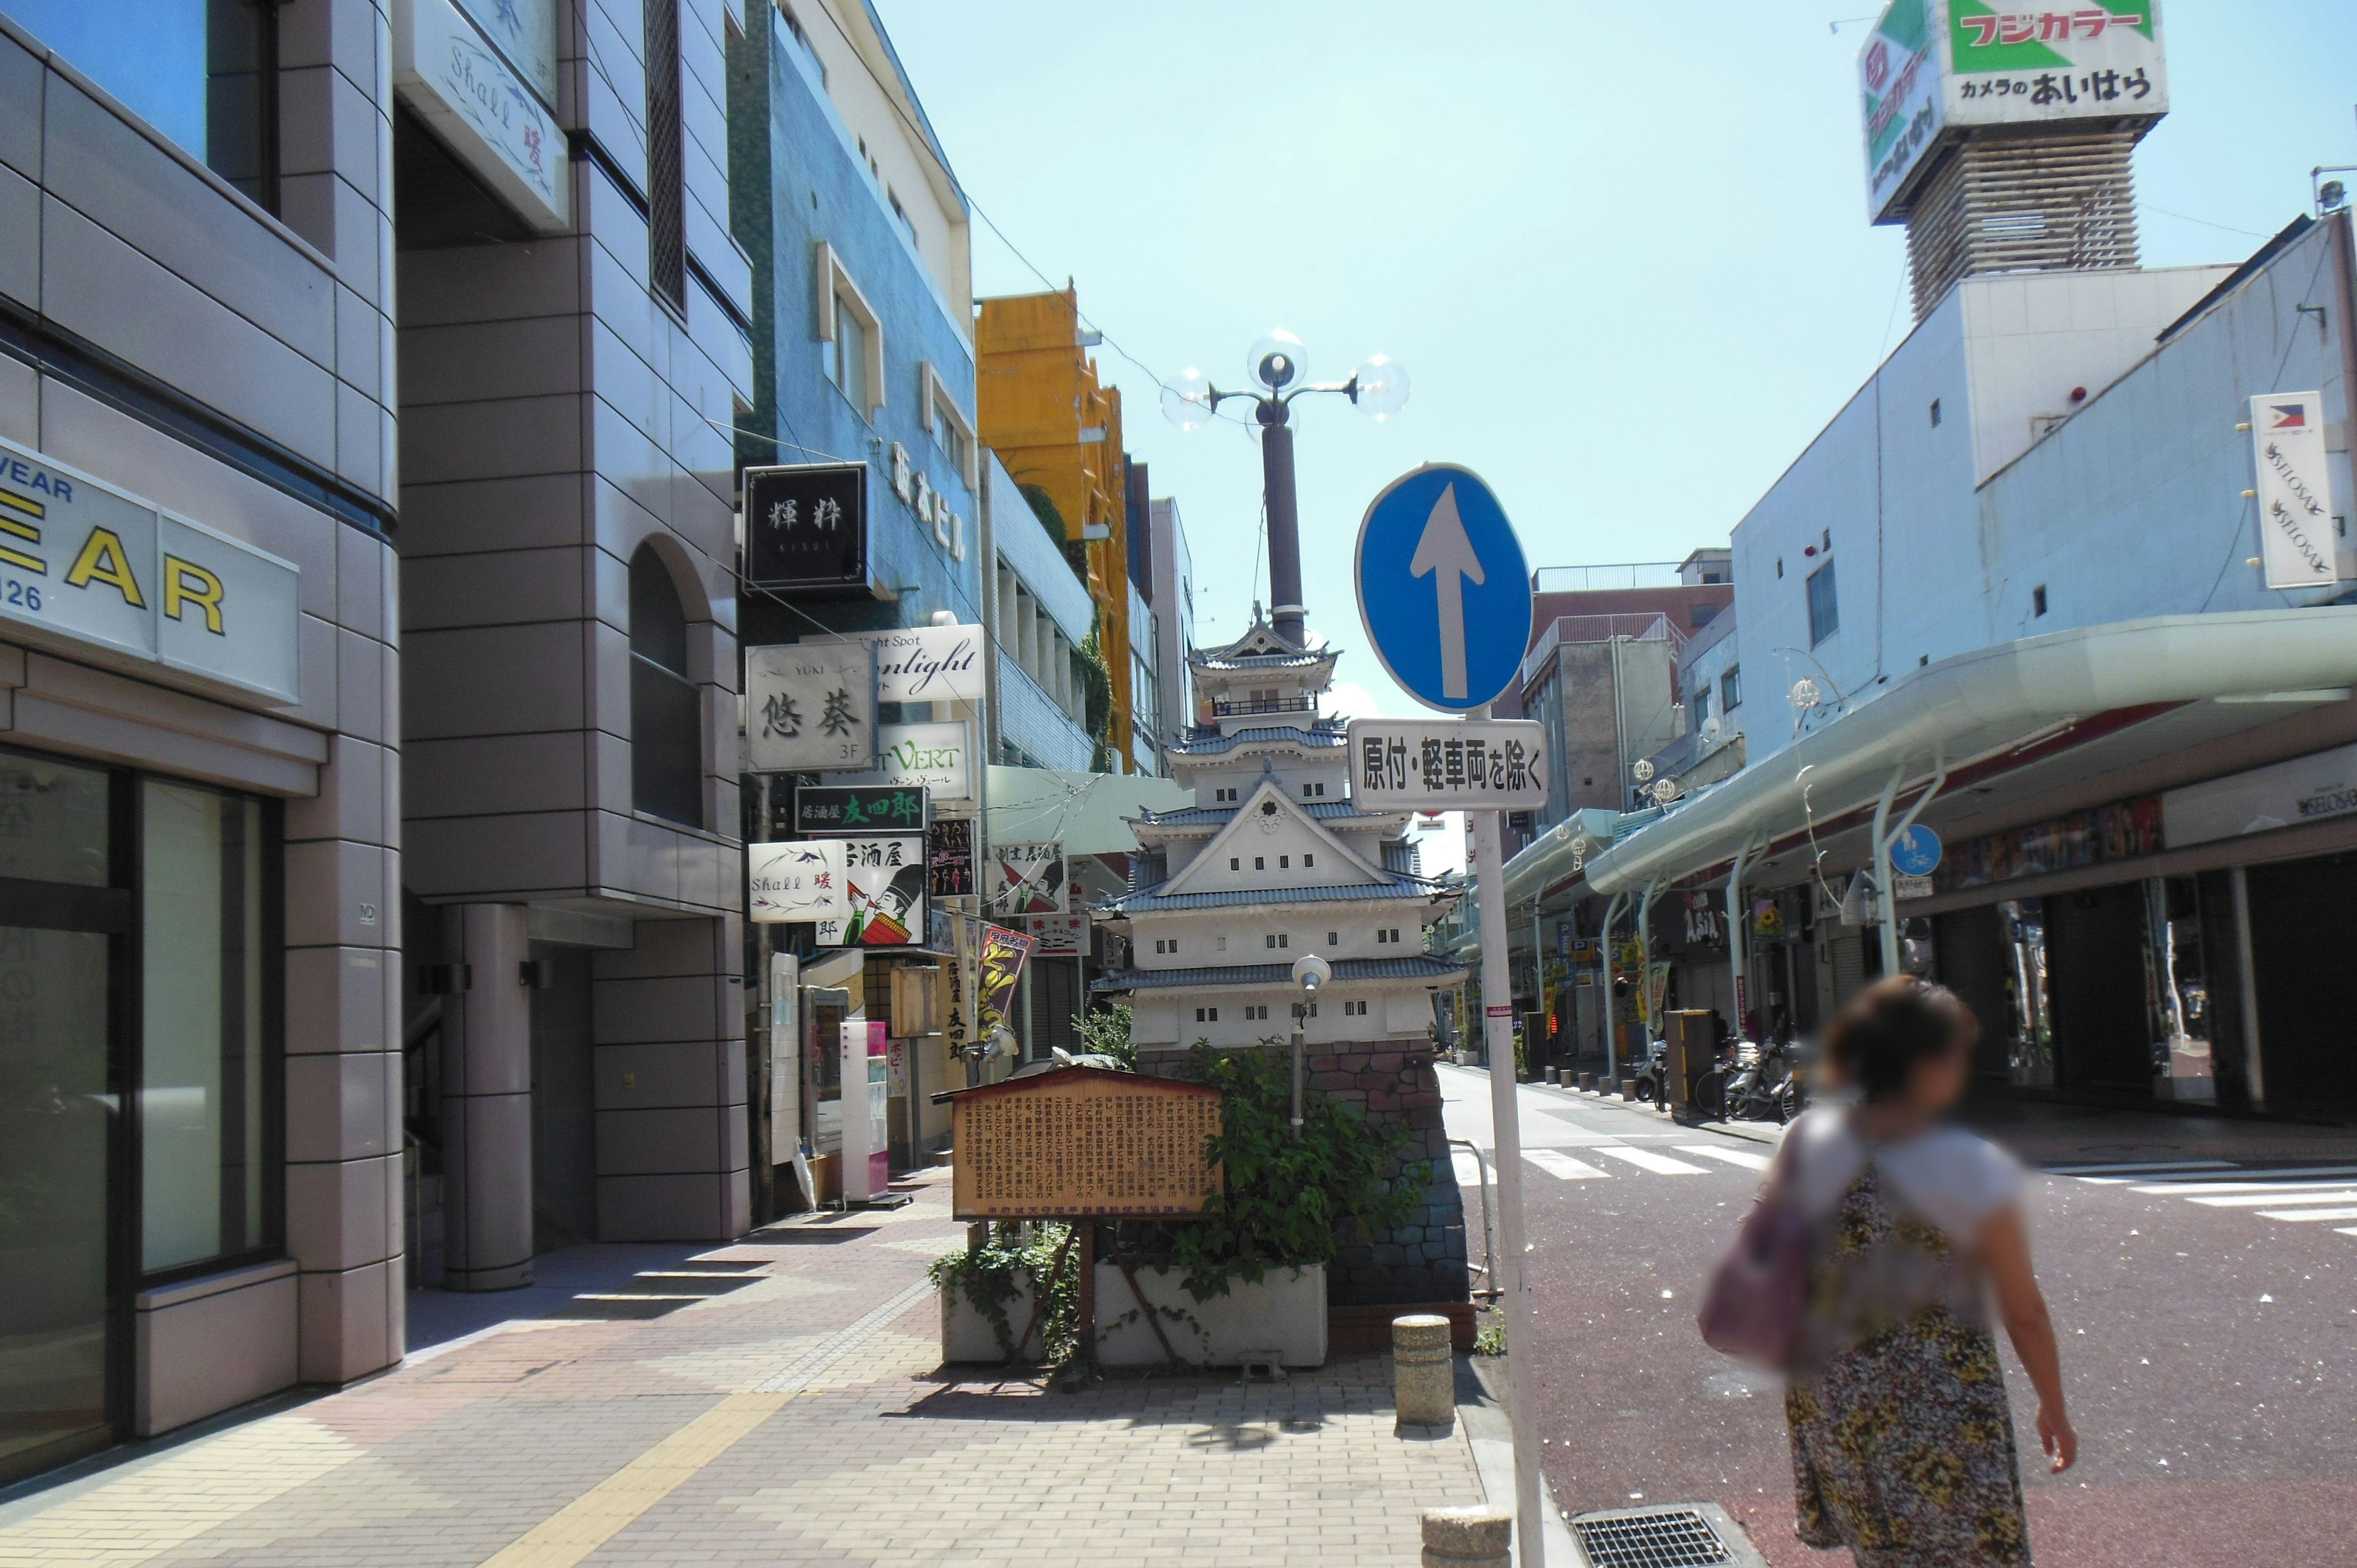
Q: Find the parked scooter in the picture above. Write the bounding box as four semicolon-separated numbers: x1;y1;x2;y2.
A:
1630;1037;1670;1105
1720;1032;1805;1123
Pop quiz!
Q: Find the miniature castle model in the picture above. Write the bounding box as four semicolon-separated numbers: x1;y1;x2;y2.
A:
1093;607;1470;1309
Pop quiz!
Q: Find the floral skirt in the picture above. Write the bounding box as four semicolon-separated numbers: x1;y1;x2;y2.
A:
1784;1177;2030;1566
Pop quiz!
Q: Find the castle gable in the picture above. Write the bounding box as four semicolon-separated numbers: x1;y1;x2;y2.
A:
1161;778;1384;897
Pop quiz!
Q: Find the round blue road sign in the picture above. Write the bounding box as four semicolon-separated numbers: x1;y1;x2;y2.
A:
1890;824;1943;878
1353;464;1532;713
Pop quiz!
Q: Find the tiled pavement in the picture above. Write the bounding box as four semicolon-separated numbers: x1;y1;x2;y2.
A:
0;1170;1485;1567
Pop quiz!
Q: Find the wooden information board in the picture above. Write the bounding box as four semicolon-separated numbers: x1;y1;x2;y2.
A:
950;1067;1221;1219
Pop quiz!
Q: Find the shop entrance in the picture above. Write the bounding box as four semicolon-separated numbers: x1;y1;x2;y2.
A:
1934;907;2015;1081
2045;884;2153;1091
2247;851;2357;1111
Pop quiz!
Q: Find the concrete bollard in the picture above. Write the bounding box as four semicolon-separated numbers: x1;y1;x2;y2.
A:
1576;1072;1592;1092
1543;1067;1558;1085
1422;1504;1513;1567
1392;1313;1456;1431
1621;1078;1639;1100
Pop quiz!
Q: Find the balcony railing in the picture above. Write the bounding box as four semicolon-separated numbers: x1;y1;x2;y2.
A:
1212;697;1317;716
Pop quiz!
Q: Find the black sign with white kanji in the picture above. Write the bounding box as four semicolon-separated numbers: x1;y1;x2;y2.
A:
745;462;867;590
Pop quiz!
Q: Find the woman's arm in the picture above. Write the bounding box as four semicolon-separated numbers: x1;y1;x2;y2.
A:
1980;1205;2076;1472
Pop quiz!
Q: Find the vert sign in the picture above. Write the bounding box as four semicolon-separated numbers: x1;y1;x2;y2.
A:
0;434;301;704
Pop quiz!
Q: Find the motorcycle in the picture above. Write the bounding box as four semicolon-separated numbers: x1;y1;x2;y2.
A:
1720;1035;1805;1123
1629;1037;1670;1105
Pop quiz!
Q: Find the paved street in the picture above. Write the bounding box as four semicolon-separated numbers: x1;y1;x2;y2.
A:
1441;1064;2357;1568
0;1170;1484;1568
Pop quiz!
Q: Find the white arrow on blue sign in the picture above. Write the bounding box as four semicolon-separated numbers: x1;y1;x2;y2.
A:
1353;464;1533;713
1890;824;1943;878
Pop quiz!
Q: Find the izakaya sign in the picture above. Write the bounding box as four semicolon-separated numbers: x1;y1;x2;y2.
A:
823;836;928;948
1345;717;1549;811
0;434;301;703
2248;393;2338;591
1860;0;2167;222
987;841;1066;914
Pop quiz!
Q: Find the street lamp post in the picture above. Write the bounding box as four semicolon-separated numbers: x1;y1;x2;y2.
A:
1163;333;1408;647
1290;953;1332;1138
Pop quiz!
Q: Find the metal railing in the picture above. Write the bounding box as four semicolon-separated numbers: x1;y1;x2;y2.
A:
1530;562;1700;593
1449;1137;1502;1305
1212;696;1317;716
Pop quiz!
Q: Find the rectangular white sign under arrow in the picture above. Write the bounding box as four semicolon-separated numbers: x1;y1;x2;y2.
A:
1346;717;1549;811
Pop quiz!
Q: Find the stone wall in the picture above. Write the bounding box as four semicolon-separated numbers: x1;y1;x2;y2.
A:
1139;1040;1469;1308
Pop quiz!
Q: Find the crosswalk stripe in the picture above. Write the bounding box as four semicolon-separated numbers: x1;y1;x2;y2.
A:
2045;1159;2238;1176
2340;1228;2357;1238
2256;1207;2357;1222
1592;1145;1708;1176
2188;1189;2357;1208
2132;1176;2357;1195
1525;1150;1610;1181
1675;1145;1773;1171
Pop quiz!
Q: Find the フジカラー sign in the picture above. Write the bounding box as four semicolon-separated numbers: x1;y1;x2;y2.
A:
1860;0;2167;222
0;434;301;704
1345;717;1549;811
744;463;867;590
950;1068;1221;1220
794;784;926;835
745;642;876;772
2249;393;2338;590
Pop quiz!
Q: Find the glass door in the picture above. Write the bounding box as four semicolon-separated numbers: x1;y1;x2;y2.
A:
0;751;124;1483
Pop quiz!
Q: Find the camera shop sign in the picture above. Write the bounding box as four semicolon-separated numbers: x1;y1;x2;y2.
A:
1345;717;1549;811
0;434;300;703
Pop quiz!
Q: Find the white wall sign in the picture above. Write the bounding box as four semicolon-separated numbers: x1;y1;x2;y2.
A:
0;435;300;704
2249;393;2338;591
1345;717;1549;811
1023;913;1088;958
450;0;557;105
987;841;1067;914
749;840;848;925
818;624;986;703
2163;740;2357;848
838;720;972;801
393;0;570;233
745;641;877;772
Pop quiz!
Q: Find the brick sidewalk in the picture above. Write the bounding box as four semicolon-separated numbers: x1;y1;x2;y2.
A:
0;1171;1485;1567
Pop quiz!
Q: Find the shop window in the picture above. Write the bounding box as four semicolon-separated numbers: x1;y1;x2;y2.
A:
7;2;280;210
629;546;703;827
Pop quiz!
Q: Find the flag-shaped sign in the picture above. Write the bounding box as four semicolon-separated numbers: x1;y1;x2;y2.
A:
2248;392;2338;591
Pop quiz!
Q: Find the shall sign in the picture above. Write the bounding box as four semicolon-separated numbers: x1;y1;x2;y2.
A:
0;434;300;703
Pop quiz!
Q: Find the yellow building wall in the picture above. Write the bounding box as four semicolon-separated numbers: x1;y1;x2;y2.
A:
976;288;1134;769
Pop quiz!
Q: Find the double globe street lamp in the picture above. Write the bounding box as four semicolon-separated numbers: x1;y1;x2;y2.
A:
1161;331;1409;648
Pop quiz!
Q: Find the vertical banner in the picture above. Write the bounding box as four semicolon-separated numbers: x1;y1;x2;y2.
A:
973;924;1035;1043
2250;393;2338;590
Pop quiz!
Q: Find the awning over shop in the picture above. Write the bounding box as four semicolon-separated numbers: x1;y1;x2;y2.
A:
1504;608;2357;906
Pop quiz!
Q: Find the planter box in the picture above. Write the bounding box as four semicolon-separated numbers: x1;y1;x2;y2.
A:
1093;1262;1327;1369
940;1278;1039;1364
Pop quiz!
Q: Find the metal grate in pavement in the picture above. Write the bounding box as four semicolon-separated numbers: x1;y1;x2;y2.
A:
1571;1507;1730;1568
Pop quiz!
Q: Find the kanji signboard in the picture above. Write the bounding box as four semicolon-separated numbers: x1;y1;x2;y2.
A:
819;835;927;947
744;463;867;590
794;784;926;835
745;642;875;773
950;1068;1221;1219
986;841;1066;914
1345;717;1549;811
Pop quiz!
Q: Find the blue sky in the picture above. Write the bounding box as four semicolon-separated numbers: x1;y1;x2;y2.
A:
873;0;2357;722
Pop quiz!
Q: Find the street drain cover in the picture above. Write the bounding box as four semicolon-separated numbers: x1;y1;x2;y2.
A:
1571;1507;1730;1568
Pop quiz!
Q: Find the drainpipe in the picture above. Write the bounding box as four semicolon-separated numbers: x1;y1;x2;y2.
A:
1598;890;1628;1085
1726;838;1760;1040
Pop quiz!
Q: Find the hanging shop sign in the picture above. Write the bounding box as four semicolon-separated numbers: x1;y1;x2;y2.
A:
1023;913;1087;958
820;835;927;947
392;0;569;231
987;840;1067;914
972;922;1034;1041
948;1068;1221;1221
744;463;867;591
837;720;972;801
1344;717;1549;811
2248;393;2338;591
1860;0;2167;223
748;840;848;925
0;434;301;704
794;782;926;835
926;816;975;898
2162;740;2357;849
813;622;986;703
745;642;877;773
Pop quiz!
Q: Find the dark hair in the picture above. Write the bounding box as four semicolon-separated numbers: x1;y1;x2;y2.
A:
1822;976;1978;1103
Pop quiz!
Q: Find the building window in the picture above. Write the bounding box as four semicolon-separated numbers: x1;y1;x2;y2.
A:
2032;584;2048;617
1302;782;1325;797
776;4;826;84
629;546;702;827
1344;999;1368;1017
1229;857;1240;870
1930;398;1943;427
1253;857;1264;870
817;245;883;417
1303;853;1314;868
1689;603;1717;628
644;0;686;315
1215;787;1237;803
1690;685;1711;727
1215;937;1226;951
1245;1005;1268;1021
1720;665;1743;711
1195;1006;1218;1023
1377;927;1402;944
7;2;281;210
1328;932;1339;946
922;363;977;489
1279;855;1289;868
1806;559;1840;646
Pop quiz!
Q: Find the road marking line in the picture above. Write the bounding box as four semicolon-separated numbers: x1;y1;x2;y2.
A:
2045;1159;2237;1176
2118;1165;2357;1189
2188;1189;2357;1208
2256;1207;2357;1222
2134;1176;2357;1195
1525;1150;1610;1180
1676;1145;1772;1170
2338;1227;2357;1238
1590;1145;1708;1176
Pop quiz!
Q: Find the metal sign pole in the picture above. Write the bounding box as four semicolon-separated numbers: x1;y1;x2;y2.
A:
1474;797;1543;1566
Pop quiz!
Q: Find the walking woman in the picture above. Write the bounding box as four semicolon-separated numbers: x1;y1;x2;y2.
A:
1779;976;2075;1567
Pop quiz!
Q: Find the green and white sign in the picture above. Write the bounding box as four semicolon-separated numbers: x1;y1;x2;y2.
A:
1862;1;2167;221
